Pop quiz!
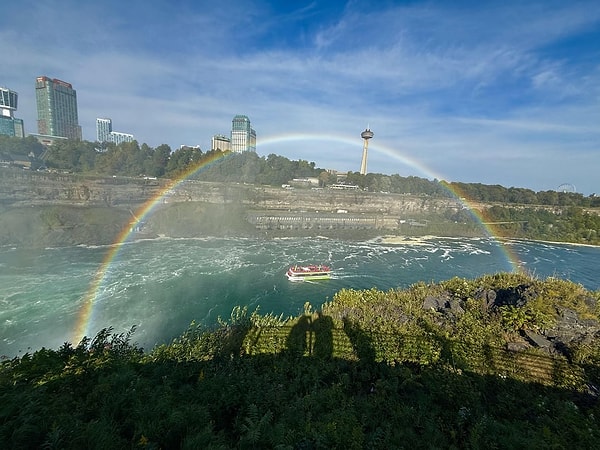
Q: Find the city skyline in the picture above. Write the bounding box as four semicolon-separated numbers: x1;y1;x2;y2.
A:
1;1;599;194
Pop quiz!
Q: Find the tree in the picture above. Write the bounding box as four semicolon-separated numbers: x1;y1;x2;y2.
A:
165;145;203;177
148;144;171;177
239;151;262;183
118;141;145;175
345;172;365;188
257;154;295;185
537;190;559;206
0;135;45;157
318;170;335;187
44;139;97;172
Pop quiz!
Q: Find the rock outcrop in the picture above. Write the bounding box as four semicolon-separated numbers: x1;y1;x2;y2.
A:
421;284;600;359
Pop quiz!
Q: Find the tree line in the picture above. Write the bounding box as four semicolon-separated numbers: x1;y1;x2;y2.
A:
1;135;598;207
484;205;600;244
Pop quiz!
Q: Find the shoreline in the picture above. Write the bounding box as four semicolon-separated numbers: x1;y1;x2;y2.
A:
496;236;600;249
378;234;600;248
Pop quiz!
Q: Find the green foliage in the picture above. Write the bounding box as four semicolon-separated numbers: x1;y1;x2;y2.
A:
449;181;600;207
0;135;45;157
3;134;600;211
1;275;600;448
45;139;98;172
499;304;553;331
485;205;600;245
164;145;203;177
238;403;274;447
441;276;477;299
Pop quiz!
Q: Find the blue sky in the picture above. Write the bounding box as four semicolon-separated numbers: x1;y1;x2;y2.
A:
1;0;599;194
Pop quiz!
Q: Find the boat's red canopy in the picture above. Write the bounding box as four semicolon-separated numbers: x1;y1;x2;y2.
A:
288;264;331;273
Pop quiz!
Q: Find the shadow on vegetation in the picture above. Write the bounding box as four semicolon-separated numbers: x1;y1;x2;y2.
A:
1;317;600;449
286;312;335;359
343;317;376;364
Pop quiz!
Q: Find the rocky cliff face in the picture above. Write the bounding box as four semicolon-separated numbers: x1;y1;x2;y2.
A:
0;168;462;213
0;169;466;247
0;169;163;207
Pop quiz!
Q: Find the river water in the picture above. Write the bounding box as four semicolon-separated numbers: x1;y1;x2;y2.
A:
1;236;599;357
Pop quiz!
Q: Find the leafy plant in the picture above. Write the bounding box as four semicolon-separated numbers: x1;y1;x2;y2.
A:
1;274;599;448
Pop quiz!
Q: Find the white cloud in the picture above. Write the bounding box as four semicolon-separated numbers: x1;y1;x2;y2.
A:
1;0;598;194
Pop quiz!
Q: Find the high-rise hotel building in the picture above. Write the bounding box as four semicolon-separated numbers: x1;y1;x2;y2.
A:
230;115;256;152
0;87;24;138
211;134;231;151
35;76;82;140
96;118;134;145
96;118;112;143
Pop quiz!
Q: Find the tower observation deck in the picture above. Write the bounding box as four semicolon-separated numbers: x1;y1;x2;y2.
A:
359;127;374;175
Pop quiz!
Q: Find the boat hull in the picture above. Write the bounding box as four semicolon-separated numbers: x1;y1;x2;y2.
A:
286;265;331;281
286;272;331;281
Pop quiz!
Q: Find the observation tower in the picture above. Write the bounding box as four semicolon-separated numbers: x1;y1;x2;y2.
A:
359;127;374;175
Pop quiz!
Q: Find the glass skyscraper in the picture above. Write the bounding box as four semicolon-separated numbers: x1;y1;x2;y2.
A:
0;87;24;138
35;76;82;140
231;115;256;152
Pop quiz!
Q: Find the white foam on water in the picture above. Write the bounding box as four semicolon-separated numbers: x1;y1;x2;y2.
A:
1;236;598;357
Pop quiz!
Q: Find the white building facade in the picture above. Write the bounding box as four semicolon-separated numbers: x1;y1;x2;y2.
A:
211;134;231;151
96;118;134;145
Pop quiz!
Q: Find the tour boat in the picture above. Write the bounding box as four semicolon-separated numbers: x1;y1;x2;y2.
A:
286;264;332;281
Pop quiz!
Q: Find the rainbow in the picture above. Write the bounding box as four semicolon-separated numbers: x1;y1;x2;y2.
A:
72;150;232;343
73;133;522;344
259;132;522;272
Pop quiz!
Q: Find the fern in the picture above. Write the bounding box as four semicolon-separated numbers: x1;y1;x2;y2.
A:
239;403;273;446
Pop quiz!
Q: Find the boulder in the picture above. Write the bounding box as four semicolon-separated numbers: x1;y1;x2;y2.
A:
506;340;531;352
475;288;496;311
447;298;465;316
421;295;464;318
584;296;597;310
545;307;600;345
493;284;537;309
523;329;552;349
422;296;446;311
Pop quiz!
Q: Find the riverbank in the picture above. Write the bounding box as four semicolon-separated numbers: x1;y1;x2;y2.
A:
504;237;600;248
1;170;598;247
2;200;598;249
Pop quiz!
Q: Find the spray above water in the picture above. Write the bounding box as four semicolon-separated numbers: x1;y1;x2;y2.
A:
73;151;233;343
74;134;521;344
